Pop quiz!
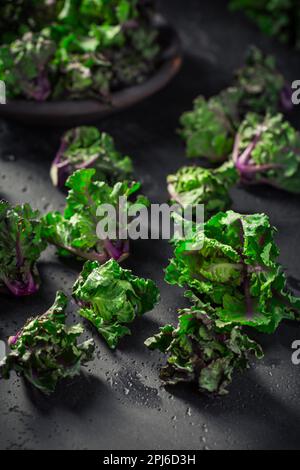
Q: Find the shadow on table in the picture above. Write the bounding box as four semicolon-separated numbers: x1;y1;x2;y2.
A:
164;370;300;449
23;372;105;415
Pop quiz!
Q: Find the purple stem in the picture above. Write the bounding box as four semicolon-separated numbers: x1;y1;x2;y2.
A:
237;219;255;319
103;239;130;262
243;272;254;319
238;162;283;175
15;231;24;269
280;84;294;112
232;133;241;164
53;138;69;166
8;331;21;347
50;138;71;188
233;126;283;183
4;271;39;297
58;243;109;264
76;154;100;170
237;126;264;166
27;68;51;102
122;19;139;30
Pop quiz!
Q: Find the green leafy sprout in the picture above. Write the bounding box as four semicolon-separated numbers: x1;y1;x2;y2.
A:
145;292;263;395
50;126;133;189
42;168;149;264
233;113;300;193
165;210;300;334
167;161;238;217
0;291;95;394
179;47;287;163
0;201;47;296
73;259;160;349
229;0;300;50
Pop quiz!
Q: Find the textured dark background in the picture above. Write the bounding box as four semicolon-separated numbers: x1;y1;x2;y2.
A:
1;0;300;450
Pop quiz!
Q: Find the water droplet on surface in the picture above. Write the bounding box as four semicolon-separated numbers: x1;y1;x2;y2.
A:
3;154;16;162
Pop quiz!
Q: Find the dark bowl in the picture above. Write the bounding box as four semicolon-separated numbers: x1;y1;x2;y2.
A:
0;21;182;127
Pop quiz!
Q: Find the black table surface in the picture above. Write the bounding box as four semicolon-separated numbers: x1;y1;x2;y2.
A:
1;0;300;450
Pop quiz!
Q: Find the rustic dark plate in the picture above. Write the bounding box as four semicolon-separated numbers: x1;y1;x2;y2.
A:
0;21;182;127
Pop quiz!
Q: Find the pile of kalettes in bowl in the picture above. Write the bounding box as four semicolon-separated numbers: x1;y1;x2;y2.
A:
0;0;161;101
